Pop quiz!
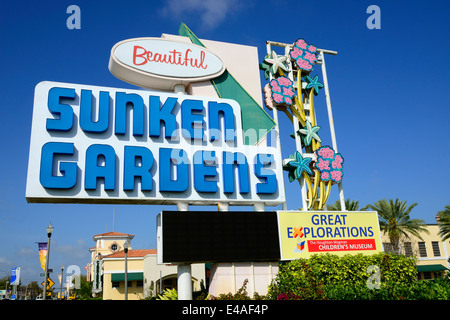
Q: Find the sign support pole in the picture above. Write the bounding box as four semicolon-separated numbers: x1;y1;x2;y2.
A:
318;51;346;211
174;84;193;300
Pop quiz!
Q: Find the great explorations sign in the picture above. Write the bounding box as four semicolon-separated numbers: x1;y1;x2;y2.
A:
26;81;285;205
277;211;383;260
109;38;226;91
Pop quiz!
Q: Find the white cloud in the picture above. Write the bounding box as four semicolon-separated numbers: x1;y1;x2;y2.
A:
160;0;241;30
0;256;12;265
54;239;88;260
18;247;35;257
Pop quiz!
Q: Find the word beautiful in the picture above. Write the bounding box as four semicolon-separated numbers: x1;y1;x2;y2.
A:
133;46;207;69
109;38;225;90
26;81;285;205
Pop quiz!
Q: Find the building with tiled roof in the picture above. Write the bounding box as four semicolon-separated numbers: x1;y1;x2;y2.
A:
102;249;156;259
100;248;154;300
93;231;135;240
88;231;205;300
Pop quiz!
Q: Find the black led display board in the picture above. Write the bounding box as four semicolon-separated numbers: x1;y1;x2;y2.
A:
160;211;280;263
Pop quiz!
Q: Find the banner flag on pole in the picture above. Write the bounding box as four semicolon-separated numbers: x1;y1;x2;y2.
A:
10;267;20;286
178;23;276;145
38;242;47;271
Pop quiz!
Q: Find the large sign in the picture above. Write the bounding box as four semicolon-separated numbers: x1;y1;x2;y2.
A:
26;81;285;205
158;210;383;264
277;211;383;260
157;211;280;264
109;38;225;90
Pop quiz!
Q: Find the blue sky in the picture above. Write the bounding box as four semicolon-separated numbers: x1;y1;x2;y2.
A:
0;0;449;285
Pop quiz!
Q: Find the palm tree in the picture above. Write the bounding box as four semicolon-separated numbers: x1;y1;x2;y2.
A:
437;205;450;241
327;199;364;211
365;198;428;254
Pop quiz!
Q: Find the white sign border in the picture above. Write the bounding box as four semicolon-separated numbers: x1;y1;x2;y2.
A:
108;37;226;91
26;81;286;206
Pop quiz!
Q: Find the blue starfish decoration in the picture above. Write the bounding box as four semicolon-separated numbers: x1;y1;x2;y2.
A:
305;75;324;96
298;120;321;146
284;151;313;182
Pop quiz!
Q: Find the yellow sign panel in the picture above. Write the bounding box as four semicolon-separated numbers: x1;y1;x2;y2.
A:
41;277;55;290
277;211;383;260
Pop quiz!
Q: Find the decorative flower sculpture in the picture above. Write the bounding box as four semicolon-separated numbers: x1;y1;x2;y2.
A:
314;146;344;183
268;76;295;106
284;151;313;182
305;75;324;96
289;39;318;72
262;83;275;110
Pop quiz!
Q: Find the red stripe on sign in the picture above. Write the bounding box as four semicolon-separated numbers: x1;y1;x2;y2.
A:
307;239;376;252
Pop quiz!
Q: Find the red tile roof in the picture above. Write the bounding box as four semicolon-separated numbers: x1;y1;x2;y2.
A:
92;231;135;240
101;249;156;259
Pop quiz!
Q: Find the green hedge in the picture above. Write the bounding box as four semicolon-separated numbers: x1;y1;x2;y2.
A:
267;253;450;300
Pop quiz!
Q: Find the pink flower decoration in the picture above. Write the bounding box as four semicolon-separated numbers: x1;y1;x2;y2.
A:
278;77;293;86
268;76;295;107
332;155;343;169
298;59;312;70
290;38;317;72
331;171;342;182
308;45;317;52
314;146;344;184
316;158;330;171
291;47;302;59
270;80;281;93
317;147;334;159
304;52;317;64
273;93;284;103
282;87;294;96
296;39;307;49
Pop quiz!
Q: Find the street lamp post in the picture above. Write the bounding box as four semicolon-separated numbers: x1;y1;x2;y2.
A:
60;265;64;300
124;241;128;300
43;222;54;300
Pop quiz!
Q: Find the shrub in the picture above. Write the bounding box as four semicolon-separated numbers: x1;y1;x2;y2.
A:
266;259;325;300
306;252;417;286
267;252;450;300
209;279;269;300
209;279;252;300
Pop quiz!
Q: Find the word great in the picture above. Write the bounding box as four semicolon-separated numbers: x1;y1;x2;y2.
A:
26;81;285;205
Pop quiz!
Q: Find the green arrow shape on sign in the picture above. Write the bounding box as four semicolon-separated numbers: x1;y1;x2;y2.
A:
178;23;276;145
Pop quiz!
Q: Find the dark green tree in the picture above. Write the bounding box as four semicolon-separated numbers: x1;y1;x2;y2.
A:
365;198;428;253
72;275;100;300
327;198;364;211
437;205;450;241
